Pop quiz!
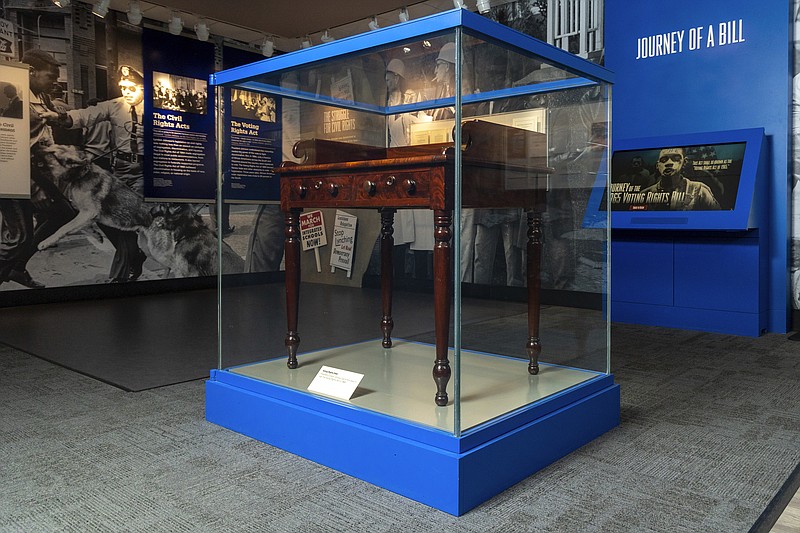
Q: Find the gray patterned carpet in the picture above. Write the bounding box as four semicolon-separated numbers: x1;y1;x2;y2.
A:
1;322;799;532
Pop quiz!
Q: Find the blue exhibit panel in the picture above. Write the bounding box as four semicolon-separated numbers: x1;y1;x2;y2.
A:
206;369;620;515
605;0;790;333
611;238;674;306
458;387;620;513
673;234;760;313
612;301;763;336
611;232;766;336
206;379;461;510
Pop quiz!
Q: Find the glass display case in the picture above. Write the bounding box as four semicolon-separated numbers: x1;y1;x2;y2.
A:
207;8;617;516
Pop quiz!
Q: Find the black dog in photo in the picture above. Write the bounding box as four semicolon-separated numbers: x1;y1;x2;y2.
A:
32;144;152;250
143;203;244;278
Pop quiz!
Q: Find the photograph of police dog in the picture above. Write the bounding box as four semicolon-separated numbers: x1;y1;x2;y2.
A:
33;143;153;251
33;144;244;278
143;203;244;277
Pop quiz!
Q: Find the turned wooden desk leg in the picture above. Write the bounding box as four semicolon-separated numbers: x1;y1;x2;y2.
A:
433;210;452;406
284;208;301;369
527;209;542;375
380;209;395;348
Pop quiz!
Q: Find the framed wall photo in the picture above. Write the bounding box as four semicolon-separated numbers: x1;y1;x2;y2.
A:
609;128;766;230
0;61;30;199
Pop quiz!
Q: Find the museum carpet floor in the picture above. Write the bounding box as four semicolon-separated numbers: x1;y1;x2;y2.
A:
0;286;798;531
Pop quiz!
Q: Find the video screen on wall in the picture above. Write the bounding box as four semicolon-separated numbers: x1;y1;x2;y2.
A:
610;142;746;212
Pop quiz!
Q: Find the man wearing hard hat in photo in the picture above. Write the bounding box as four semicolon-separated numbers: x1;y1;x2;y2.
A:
385;57;433;274
431;42;456;121
385;58;423;147
47;65;148;282
426;41;480;283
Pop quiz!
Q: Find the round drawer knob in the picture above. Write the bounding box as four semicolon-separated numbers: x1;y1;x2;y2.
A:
296;185;307;199
364;180;376;196
404;179;417;195
329;183;339;197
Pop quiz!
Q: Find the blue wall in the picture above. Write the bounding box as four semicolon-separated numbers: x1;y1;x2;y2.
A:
606;0;791;333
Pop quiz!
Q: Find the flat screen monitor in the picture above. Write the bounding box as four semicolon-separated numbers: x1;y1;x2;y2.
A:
607;128;764;230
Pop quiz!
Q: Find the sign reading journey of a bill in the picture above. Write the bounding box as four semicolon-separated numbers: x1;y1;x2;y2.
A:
0;18;15;57
330;210;357;276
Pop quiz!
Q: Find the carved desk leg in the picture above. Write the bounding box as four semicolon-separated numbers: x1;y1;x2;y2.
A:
433;210;452;406
380;208;396;348
526;209;542;375
284;208;301;369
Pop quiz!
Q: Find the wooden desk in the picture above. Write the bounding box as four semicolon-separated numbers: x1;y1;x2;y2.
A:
276;120;552;406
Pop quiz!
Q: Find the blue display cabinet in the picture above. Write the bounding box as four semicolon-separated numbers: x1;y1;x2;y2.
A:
206;8;619;515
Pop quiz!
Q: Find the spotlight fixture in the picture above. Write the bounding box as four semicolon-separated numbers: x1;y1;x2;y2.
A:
399;7;409;22
194;19;210;41
126;0;142;25
476;0;491;13
53;0;71;8
261;37;274;57
452;0;466;8
320;29;334;43
368;16;380;31
92;0;110;18
301;35;312;49
168;11;183;35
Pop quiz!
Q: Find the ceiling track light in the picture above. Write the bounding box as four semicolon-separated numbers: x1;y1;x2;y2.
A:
320;29;334;43
368;16;380;31
452;0;466;8
127;0;142;25
92;0;110;18
195;18;210;41
168;11;183;36
261;37;274;57
399;7;409;22
52;0;71;8
301;35;312;48
476;0;491;13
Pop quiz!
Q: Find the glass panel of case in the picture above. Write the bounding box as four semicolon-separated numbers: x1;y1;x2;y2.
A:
215;10;610;437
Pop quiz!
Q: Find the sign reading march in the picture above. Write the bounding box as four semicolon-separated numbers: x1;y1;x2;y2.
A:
300;210;327;272
610;142;745;211
300;210;327;251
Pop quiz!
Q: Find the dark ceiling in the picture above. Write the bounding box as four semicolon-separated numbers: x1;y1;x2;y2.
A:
145;0;428;39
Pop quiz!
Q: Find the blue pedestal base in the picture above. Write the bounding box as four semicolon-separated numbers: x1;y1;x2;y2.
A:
206;369;620;516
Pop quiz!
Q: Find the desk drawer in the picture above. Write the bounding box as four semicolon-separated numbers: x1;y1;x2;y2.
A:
283;168;441;209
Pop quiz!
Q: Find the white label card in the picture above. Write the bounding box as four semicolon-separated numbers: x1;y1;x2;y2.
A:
307;366;364;401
